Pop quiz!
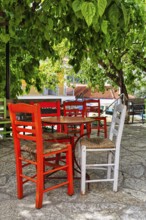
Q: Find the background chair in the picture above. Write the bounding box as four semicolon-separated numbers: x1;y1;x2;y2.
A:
63;100;85;137
127;98;145;123
8;103;73;209
80;103;126;194
0;98;11;138
39;101;74;164
32;101;73;144
83;99;107;138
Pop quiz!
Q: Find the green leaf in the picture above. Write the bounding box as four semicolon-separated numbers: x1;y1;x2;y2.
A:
47;18;53;30
108;4;120;27
72;0;82;12
61;0;66;6
44;31;50;41
101;20;108;34
0;34;10;43
81;2;96;26
121;3;128;25
98;0;107;17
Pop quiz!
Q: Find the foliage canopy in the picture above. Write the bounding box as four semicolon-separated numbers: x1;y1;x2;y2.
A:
0;0;146;98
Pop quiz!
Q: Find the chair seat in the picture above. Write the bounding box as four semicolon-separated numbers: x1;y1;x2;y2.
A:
43;132;71;140
21;141;68;154
67;129;81;135
81;137;115;149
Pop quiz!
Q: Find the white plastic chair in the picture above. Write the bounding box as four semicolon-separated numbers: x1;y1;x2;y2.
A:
80;103;126;194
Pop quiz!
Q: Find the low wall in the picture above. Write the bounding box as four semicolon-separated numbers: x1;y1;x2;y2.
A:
17;95;76;103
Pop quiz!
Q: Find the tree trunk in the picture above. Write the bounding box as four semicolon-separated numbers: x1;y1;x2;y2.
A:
118;70;129;123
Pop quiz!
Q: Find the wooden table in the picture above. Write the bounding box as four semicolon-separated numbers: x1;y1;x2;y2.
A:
42;116;97;140
42;116;96;175
41;116;95;126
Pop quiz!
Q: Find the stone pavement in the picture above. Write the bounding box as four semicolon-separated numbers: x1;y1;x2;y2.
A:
0;122;146;220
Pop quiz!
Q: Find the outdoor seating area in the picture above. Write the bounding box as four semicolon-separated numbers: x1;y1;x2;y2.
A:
1;122;146;219
0;98;146;217
0;1;146;219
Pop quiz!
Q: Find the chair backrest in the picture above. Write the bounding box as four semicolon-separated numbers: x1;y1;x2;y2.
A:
109;103;126;147
0;98;7;118
8;103;44;159
38;101;61;132
83;99;101;117
39;101;60;117
63;100;84;117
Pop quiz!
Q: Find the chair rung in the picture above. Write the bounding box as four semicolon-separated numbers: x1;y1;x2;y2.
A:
85;179;114;183
19;156;37;165
86;148;115;152
44;165;68;175
86;163;114;167
44;181;69;193
21;174;37;183
0;131;11;134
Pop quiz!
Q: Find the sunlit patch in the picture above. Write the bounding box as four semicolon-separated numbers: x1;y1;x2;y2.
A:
42;200;52;205
19;210;32;218
75;212;116;220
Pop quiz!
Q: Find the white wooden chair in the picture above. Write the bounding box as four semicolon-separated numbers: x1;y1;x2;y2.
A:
80;103;126;194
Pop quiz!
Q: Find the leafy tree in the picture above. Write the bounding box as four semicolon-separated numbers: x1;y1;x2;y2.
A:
0;0;145;99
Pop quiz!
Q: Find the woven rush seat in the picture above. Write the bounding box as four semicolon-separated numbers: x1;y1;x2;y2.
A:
81;137;115;149
21;141;68;154
42;132;71;140
66;129;81;135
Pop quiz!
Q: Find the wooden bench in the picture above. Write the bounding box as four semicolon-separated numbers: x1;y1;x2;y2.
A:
128;98;145;123
0;98;11;138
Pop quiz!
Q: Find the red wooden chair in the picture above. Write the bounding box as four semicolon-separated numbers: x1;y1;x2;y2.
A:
63;100;85;136
39;100;61;131
8;103;74;209
39;101;74;163
83;99;107;138
32;101;73;144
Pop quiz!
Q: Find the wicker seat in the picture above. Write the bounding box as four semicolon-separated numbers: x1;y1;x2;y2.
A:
80;103;126;194
8;103;74;209
21;141;68;154
81;137;114;149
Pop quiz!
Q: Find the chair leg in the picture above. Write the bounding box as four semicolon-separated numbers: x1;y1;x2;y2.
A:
36;163;44;209
81;145;86;195
86;123;91;138
104;119;107;138
107;151;113;179
66;144;74;195
97;118;107;138
142;113;144;124
16;158;23;199
36;189;43;209
132;114;134;123
113;151;120;192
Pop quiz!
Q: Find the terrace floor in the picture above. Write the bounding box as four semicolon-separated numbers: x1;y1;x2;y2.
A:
0;121;146;220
